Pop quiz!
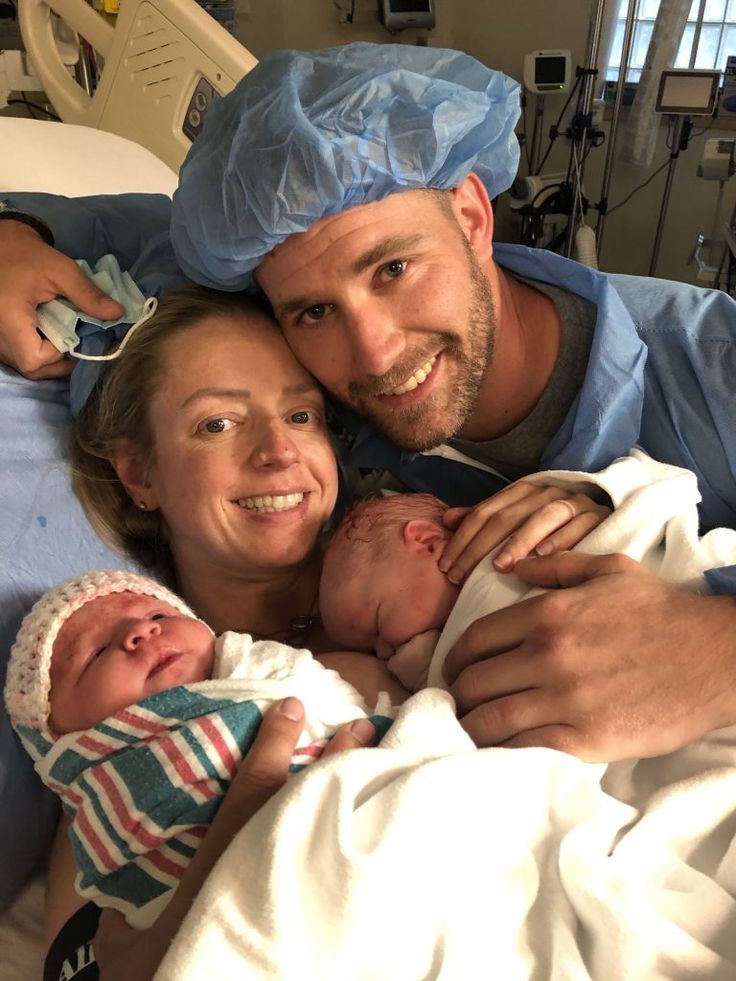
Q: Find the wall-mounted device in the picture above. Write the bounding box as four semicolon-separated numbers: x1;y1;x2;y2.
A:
655;69;720;116
523;49;571;94
690;137;736;284
698;137;736;181
379;0;435;32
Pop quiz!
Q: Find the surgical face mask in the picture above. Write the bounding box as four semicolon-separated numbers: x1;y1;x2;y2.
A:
37;254;160;416
36;255;158;363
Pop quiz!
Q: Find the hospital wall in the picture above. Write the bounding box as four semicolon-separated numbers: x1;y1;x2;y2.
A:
235;0;736;287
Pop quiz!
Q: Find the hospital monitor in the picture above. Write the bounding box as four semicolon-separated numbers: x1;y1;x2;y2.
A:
379;0;435;31
523;49;571;95
655;69;720;116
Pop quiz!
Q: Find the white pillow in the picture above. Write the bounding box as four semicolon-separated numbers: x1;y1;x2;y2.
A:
0;118;178;196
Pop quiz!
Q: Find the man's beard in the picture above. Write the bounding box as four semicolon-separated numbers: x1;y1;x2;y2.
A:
346;252;496;452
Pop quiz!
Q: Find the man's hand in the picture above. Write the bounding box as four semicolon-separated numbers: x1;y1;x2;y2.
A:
94;698;374;980
439;481;610;585
443;552;736;762
0;220;123;379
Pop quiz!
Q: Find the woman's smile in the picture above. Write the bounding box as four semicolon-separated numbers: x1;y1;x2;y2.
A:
236;491;306;514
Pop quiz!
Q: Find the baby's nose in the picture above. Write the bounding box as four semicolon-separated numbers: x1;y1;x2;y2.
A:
123;618;161;651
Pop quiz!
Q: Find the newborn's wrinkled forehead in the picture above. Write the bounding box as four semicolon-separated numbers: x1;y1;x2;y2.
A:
51;593;171;667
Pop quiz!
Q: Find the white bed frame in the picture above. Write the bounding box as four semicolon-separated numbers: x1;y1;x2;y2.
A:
17;0;257;171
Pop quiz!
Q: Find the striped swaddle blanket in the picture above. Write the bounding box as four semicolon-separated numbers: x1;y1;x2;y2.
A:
18;632;379;927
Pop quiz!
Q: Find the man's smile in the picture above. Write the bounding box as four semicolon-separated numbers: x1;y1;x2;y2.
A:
382;355;438;396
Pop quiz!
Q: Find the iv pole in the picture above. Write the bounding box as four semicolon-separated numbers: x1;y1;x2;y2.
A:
563;0;606;257
529;95;546;175
649;115;691;275
649;0;705;276
595;0;638;256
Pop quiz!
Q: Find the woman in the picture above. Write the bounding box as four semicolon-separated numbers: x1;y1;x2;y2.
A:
47;282;608;979
72;286;338;649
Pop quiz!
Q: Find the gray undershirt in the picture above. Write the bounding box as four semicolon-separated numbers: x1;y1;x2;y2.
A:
449;276;596;481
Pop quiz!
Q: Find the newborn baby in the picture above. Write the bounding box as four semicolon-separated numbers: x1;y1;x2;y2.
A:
5;569;397;926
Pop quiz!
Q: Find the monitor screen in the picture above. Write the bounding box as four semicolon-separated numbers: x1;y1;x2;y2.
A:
536;56;566;86
655;70;720;115
386;0;431;10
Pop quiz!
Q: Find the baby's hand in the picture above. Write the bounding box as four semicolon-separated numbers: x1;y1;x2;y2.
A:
381;630;440;692
439;481;611;585
318;650;411;706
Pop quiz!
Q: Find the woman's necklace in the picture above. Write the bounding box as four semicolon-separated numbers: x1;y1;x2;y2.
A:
253;590;320;646
288;612;319;633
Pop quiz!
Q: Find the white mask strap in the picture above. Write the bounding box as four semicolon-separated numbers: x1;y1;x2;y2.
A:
70;297;159;362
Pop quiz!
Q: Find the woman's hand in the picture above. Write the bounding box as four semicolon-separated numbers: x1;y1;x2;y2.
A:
438;481;611;585
94;698;374;980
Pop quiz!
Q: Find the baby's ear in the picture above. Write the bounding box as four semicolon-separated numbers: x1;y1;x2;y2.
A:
403;519;449;556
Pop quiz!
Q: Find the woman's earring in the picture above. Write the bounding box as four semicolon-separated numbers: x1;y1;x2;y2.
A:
138;501;148;511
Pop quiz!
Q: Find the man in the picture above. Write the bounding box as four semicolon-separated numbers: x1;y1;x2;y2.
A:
2;43;736;762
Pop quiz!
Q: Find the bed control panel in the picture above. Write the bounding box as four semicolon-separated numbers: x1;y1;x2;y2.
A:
183;75;218;143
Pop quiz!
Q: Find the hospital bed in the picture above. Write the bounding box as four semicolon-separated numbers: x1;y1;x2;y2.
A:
0;121;180;981
0;1;255;975
17;0;256;170
3;4;736;977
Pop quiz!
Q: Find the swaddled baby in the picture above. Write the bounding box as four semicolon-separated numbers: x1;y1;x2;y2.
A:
318;460;736;693
4;569;394;927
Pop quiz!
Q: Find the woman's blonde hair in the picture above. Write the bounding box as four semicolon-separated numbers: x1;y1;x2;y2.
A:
71;282;272;584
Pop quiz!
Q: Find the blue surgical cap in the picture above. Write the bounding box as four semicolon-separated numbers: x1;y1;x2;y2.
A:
171;42;521;292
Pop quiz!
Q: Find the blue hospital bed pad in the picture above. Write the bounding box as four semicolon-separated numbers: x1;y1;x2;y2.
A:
0;365;136;910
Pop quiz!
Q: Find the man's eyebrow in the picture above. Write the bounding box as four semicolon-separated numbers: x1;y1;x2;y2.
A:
273;297;316;319
351;234;425;276
272;234;426;320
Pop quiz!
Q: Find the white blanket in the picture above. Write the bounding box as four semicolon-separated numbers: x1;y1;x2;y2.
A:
429;449;736;686
156;453;736;979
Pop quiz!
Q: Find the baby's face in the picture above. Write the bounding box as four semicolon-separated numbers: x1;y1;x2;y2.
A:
49;592;214;734
321;545;459;659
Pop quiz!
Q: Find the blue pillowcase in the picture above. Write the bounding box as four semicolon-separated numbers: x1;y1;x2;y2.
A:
0;365;135;910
